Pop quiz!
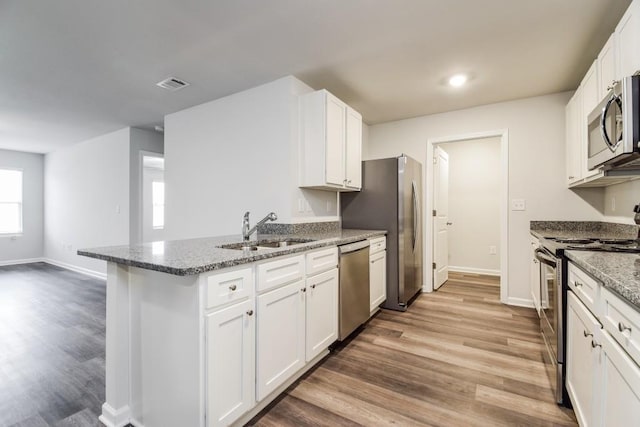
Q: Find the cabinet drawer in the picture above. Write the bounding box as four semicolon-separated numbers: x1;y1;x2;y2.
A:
600;286;640;365
205;267;253;310
568;262;600;314
369;237;386;255
256;255;305;293
306;247;338;276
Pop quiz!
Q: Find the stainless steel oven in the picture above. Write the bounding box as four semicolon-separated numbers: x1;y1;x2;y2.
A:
587;74;640;171
535;246;565;405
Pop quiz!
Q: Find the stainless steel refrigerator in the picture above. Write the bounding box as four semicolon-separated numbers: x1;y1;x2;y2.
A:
340;154;423;311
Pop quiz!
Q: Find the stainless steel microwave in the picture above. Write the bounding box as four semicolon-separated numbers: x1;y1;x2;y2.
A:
587;74;640;170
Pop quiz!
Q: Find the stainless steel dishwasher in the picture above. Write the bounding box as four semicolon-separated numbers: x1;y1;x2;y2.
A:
338;240;370;340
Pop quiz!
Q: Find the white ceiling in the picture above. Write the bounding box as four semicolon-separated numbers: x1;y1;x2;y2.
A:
1;0;631;153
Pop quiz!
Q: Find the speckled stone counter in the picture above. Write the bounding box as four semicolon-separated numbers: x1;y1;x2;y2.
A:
530;221;639;240
565;250;640;311
78;229;386;276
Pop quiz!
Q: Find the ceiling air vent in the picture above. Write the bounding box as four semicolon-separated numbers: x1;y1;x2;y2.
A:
156;77;190;91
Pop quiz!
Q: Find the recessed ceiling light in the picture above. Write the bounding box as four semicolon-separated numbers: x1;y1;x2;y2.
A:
449;74;467;87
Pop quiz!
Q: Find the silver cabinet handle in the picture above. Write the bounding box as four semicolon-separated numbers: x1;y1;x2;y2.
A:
574;281;583;288
584;330;593;338
310;284;316;289
229;284;237;291
446;222;453;225
246;310;253;316
301;287;306;293
618;322;632;333
591;340;602;349
533;259;538;264
568;176;575;180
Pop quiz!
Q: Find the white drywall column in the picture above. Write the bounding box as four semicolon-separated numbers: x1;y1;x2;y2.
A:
99;262;132;427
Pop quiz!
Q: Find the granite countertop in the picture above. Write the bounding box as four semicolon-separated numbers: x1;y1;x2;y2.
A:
530;220;639;241
78;229;386;276
565;250;640;311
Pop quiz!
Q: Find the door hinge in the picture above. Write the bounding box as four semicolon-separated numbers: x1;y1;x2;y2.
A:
432;210;436;217
432;262;436;270
433;157;437;164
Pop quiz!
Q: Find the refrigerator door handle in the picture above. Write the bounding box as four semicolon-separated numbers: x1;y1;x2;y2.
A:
412;181;419;251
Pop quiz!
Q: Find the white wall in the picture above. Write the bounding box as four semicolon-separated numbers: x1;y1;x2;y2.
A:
44;128;130;275
603;179;640;224
164;76;337;241
0;149;44;263
130;128;164;244
439;137;501;274
142;165;164;243
367;92;604;304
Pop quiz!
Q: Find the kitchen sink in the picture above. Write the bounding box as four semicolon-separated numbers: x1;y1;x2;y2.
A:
217;238;315;251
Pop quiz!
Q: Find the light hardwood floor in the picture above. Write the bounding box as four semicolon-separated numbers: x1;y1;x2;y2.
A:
250;272;577;426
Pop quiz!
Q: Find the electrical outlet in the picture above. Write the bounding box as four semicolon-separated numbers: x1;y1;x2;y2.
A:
115;204;121;214
298;198;305;213
511;199;526;211
611;196;616;212
489;245;497;255
326;200;332;213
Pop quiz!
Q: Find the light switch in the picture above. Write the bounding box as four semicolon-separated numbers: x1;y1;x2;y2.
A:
511;199;526;211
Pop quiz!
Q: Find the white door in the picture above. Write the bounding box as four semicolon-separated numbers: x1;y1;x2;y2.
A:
433;146;449;289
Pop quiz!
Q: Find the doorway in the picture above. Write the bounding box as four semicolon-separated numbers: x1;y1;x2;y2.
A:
426;130;509;303
140;153;165;243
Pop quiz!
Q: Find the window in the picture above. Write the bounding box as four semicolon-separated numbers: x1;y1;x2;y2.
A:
0;169;23;234
152;181;165;229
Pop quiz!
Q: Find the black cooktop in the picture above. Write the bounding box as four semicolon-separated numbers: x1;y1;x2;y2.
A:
541;236;640;255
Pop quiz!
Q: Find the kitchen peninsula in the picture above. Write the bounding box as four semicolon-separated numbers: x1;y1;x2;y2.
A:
79;228;385;427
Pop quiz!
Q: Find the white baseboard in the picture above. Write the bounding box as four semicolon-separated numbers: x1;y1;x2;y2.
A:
43;258;107;281
0;257;44;266
449;265;501;276
506;297;535;308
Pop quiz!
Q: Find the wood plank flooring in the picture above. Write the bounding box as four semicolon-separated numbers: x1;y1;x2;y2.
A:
250;272;577;427
0;263;105;427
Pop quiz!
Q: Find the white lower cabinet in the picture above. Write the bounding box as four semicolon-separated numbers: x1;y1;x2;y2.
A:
369;236;386;315
566;261;640;427
369;250;386;314
206;299;255;427
256;279;306;401
600;331;640;426
567;291;600;427
305;268;338;362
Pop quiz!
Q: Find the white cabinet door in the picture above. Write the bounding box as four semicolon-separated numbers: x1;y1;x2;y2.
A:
344;107;362;190
256;279;306;401
566;291;600;427
616;0;640;78
581;61;601;180
299;90;362;192
325;94;347;187
598;33;617;98
206;299;255;427
566;90;582;186
370;250;386;314
529;236;541;314
599;330;640;426
305;268;338;362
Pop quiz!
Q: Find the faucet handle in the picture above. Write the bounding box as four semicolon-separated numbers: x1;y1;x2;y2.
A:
244;211;250;220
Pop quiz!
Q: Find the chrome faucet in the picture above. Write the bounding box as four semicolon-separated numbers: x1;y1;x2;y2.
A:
242;211;277;242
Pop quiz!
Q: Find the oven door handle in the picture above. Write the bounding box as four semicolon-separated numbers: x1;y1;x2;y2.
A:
535;248;557;267
600;94;623;153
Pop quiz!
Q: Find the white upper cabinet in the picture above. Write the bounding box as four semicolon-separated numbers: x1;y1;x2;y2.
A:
598;34;618;98
580;61;601;180
566;89;583;186
300;89;362;192
616;0;640;78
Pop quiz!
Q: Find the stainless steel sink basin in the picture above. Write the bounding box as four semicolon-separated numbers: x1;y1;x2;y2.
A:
217;238;314;251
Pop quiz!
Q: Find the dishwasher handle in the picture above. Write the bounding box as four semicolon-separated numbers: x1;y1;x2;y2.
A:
339;240;370;254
